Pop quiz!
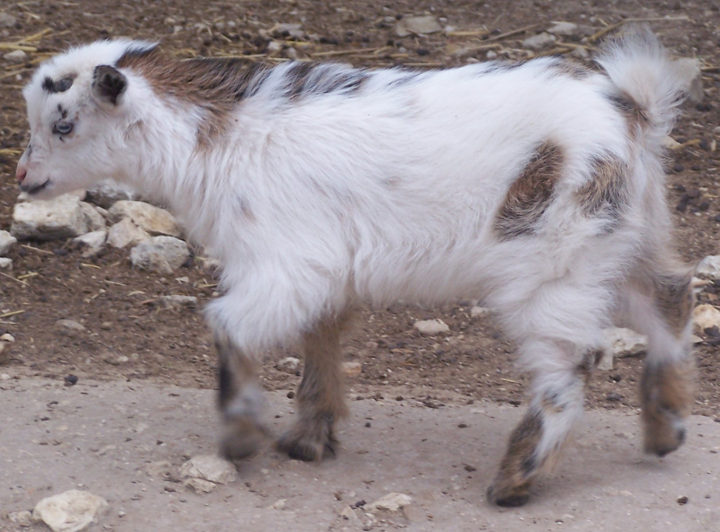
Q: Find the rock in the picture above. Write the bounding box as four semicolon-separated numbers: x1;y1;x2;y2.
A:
547;21;578;37
130;236;190;274
107;218;150;248
277;356;301;372
693;304;720;332
470;306;493;318
11;194;92;241
32;489;108;532
4;49;27;63
179;454;238;485
366;492;413;513
108;200;182;237
55;319;86;336
696;255;720;281
184;478;218;493
72;231;107;257
603;327;648;358
522;32;556;50
158;295;198;309
266;40;283;54
0;12;17;28
395;15;442;37
7;510;33;527
84;181;136;209
269;498;287;510
0;257;12;269
79;202;106;232
0;333;15;342
674;57;703;104
341;361;362;378
0;229;17;255
269;22;305;40
413;319;450;335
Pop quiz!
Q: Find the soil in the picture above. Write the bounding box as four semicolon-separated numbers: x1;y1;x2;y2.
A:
0;1;719;528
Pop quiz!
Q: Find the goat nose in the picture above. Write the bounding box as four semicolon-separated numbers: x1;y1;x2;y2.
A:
15;165;27;184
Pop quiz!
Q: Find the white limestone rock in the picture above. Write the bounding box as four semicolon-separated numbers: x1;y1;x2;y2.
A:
84;180;136;209
603;327;648;358
414;319;450;335
72;230;107;257
0;229;17;255
11;194;90;241
522;32;556;50
180;455;238;486
32;489;108;532
696;255;720;281
366;492;413;513
108;200;182;237
693;304;720;332
130;236;190;274
107;218;150;248
396;15;441;37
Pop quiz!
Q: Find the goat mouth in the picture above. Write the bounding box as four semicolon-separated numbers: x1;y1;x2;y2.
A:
21;179;50;195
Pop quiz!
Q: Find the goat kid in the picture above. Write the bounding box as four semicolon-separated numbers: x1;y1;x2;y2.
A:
17;27;696;506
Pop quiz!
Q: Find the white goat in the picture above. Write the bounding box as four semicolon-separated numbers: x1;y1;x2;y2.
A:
17;26;695;506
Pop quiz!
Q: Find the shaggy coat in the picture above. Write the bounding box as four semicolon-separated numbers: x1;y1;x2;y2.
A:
17;27;696;506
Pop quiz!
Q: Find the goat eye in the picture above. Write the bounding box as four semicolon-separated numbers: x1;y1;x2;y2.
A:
52;121;73;135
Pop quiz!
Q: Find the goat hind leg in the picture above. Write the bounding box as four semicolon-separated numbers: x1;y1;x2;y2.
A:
487;340;595;507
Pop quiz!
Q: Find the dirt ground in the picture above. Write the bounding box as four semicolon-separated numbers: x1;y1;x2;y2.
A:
0;0;719;529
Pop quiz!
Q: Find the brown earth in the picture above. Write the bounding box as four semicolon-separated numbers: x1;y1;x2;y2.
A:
0;0;719;436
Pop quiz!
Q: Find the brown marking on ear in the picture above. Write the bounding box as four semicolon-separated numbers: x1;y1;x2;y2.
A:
576;155;628;225
117;47;271;145
641;360;695;456
494;141;564;240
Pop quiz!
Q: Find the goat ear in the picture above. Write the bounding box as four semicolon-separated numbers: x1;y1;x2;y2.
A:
92;65;127;106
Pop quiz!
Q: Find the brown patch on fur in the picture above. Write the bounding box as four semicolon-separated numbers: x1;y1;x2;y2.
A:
653;271;694;336
494;142;564;240
576;155;628;224
550;60;592;79
641;361;695;456
487;409;543;506
117;47;271;145
276;315;350;461
608;91;649;136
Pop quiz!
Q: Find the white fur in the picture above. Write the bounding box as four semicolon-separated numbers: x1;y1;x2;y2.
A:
18;29;694;471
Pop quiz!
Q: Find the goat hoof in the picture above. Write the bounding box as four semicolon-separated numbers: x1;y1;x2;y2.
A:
276;428;337;462
644;424;686;457
487;482;530;507
220;417;267;460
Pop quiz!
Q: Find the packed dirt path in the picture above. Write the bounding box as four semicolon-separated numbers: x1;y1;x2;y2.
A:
1;375;718;531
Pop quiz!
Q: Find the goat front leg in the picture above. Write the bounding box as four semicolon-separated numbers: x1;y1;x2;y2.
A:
215;332;269;460
276;315;349;461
